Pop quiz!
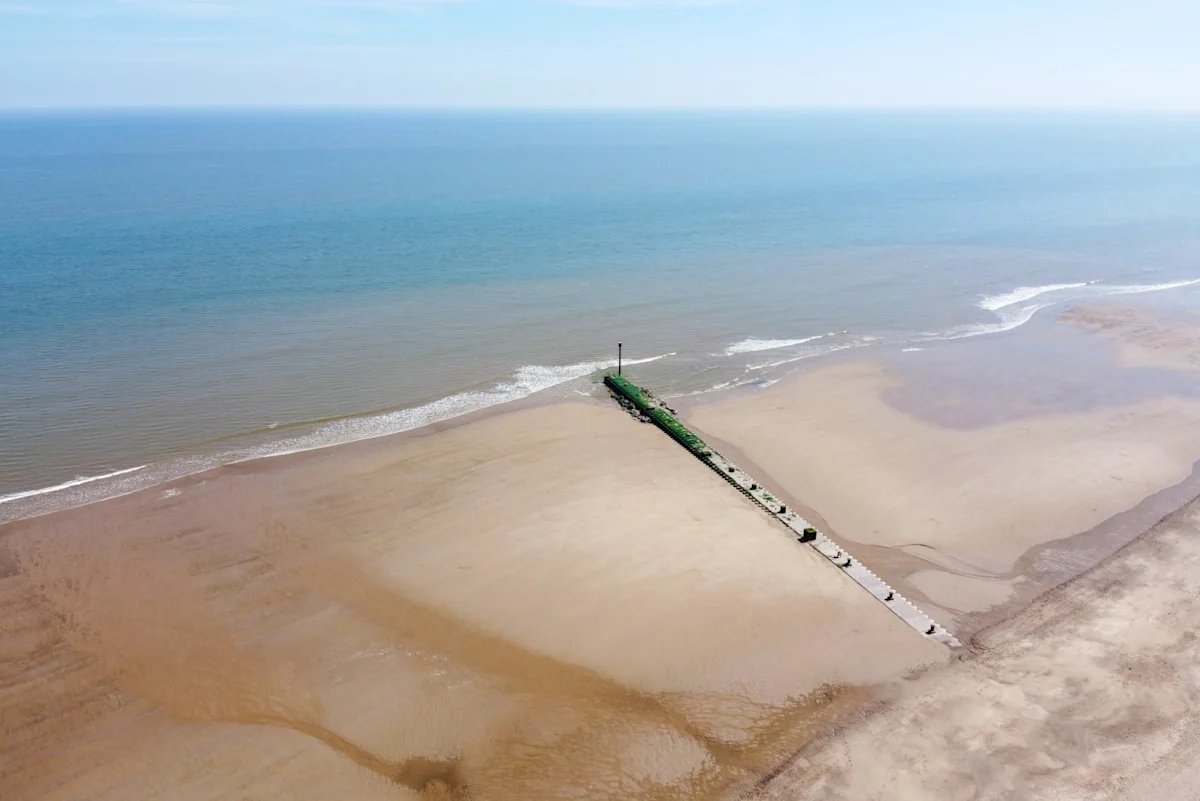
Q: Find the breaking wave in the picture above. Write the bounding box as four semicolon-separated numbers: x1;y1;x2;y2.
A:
978;282;1091;311
722;335;826;355
953;278;1200;340
0;353;674;522
0;465;147;506
231;353;673;463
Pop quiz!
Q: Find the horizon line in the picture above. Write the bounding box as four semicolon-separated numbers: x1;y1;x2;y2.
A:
4;104;1200;115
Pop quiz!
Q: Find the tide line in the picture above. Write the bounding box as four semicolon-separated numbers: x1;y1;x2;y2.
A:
0;465;148;506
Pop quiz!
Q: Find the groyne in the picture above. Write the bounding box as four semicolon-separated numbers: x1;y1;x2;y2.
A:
604;374;961;649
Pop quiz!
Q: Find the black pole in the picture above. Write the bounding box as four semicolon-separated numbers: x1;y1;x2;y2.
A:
618;342;623;375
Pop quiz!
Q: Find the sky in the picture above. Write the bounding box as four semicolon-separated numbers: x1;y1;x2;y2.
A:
1;0;1198;110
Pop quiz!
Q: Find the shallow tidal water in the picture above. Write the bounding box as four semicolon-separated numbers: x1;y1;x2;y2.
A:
4;110;1200;518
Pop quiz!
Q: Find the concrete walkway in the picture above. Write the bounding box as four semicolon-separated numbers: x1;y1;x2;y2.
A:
704;450;962;649
605;374;961;649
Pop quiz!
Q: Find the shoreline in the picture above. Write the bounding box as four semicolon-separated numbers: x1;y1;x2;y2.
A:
0;377;580;526
6;277;1199;526
9;300;1200;657
6;299;1200;798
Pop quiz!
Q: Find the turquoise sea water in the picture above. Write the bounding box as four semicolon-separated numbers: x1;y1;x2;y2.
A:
3;111;1200;519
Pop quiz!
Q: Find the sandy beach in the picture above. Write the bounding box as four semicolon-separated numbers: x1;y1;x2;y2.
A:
6;22;1200;798
6;301;1200;799
0;401;941;801
700;301;1200;799
688;303;1200;631
750;497;1200;801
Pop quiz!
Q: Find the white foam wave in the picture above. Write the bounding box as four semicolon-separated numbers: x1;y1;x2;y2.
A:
229;353;673;464
956;277;1200;342
1097;278;1200;296
662;373;753;400
0;353;674;520
940;302;1053;340
747;342;863;370
0;465;147;506
723;335;825;355
978;282;1091;311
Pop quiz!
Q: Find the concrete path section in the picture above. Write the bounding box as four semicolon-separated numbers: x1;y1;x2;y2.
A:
705;451;963;649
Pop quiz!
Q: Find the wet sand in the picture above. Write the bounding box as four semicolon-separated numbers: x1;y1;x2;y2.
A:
749;496;1200;801
0;402;943;801
690;360;1200;575
693;302;1200;799
1063;303;1200;375
687;303;1200;630
8;301;1200;800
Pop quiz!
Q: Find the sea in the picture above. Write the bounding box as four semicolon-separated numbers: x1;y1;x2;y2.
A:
3;110;1200;521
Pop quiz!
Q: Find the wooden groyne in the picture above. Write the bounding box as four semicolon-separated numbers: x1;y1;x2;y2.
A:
604;374;961;649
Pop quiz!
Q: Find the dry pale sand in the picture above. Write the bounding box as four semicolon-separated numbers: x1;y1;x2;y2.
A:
750;499;1200;801
688;357;1200;580
0;401;944;801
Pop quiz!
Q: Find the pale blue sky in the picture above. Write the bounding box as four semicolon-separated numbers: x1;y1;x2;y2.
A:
2;0;1198;109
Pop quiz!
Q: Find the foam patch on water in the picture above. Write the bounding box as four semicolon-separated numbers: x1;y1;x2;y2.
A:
954;278;1200;341
1098;278;1200;296
722;335;827;355
940;302;1056;340
746;341;864;371
979;282;1091;311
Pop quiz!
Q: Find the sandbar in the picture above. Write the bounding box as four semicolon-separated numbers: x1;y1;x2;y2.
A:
688;345;1200;578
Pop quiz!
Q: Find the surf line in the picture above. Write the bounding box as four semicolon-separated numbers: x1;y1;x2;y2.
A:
604;373;962;649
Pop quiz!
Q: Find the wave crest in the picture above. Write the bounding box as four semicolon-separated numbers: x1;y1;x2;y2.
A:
1099;278;1200;295
0;353;674;518
723;335;827;355
0;465;147;506
978;283;1090;311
